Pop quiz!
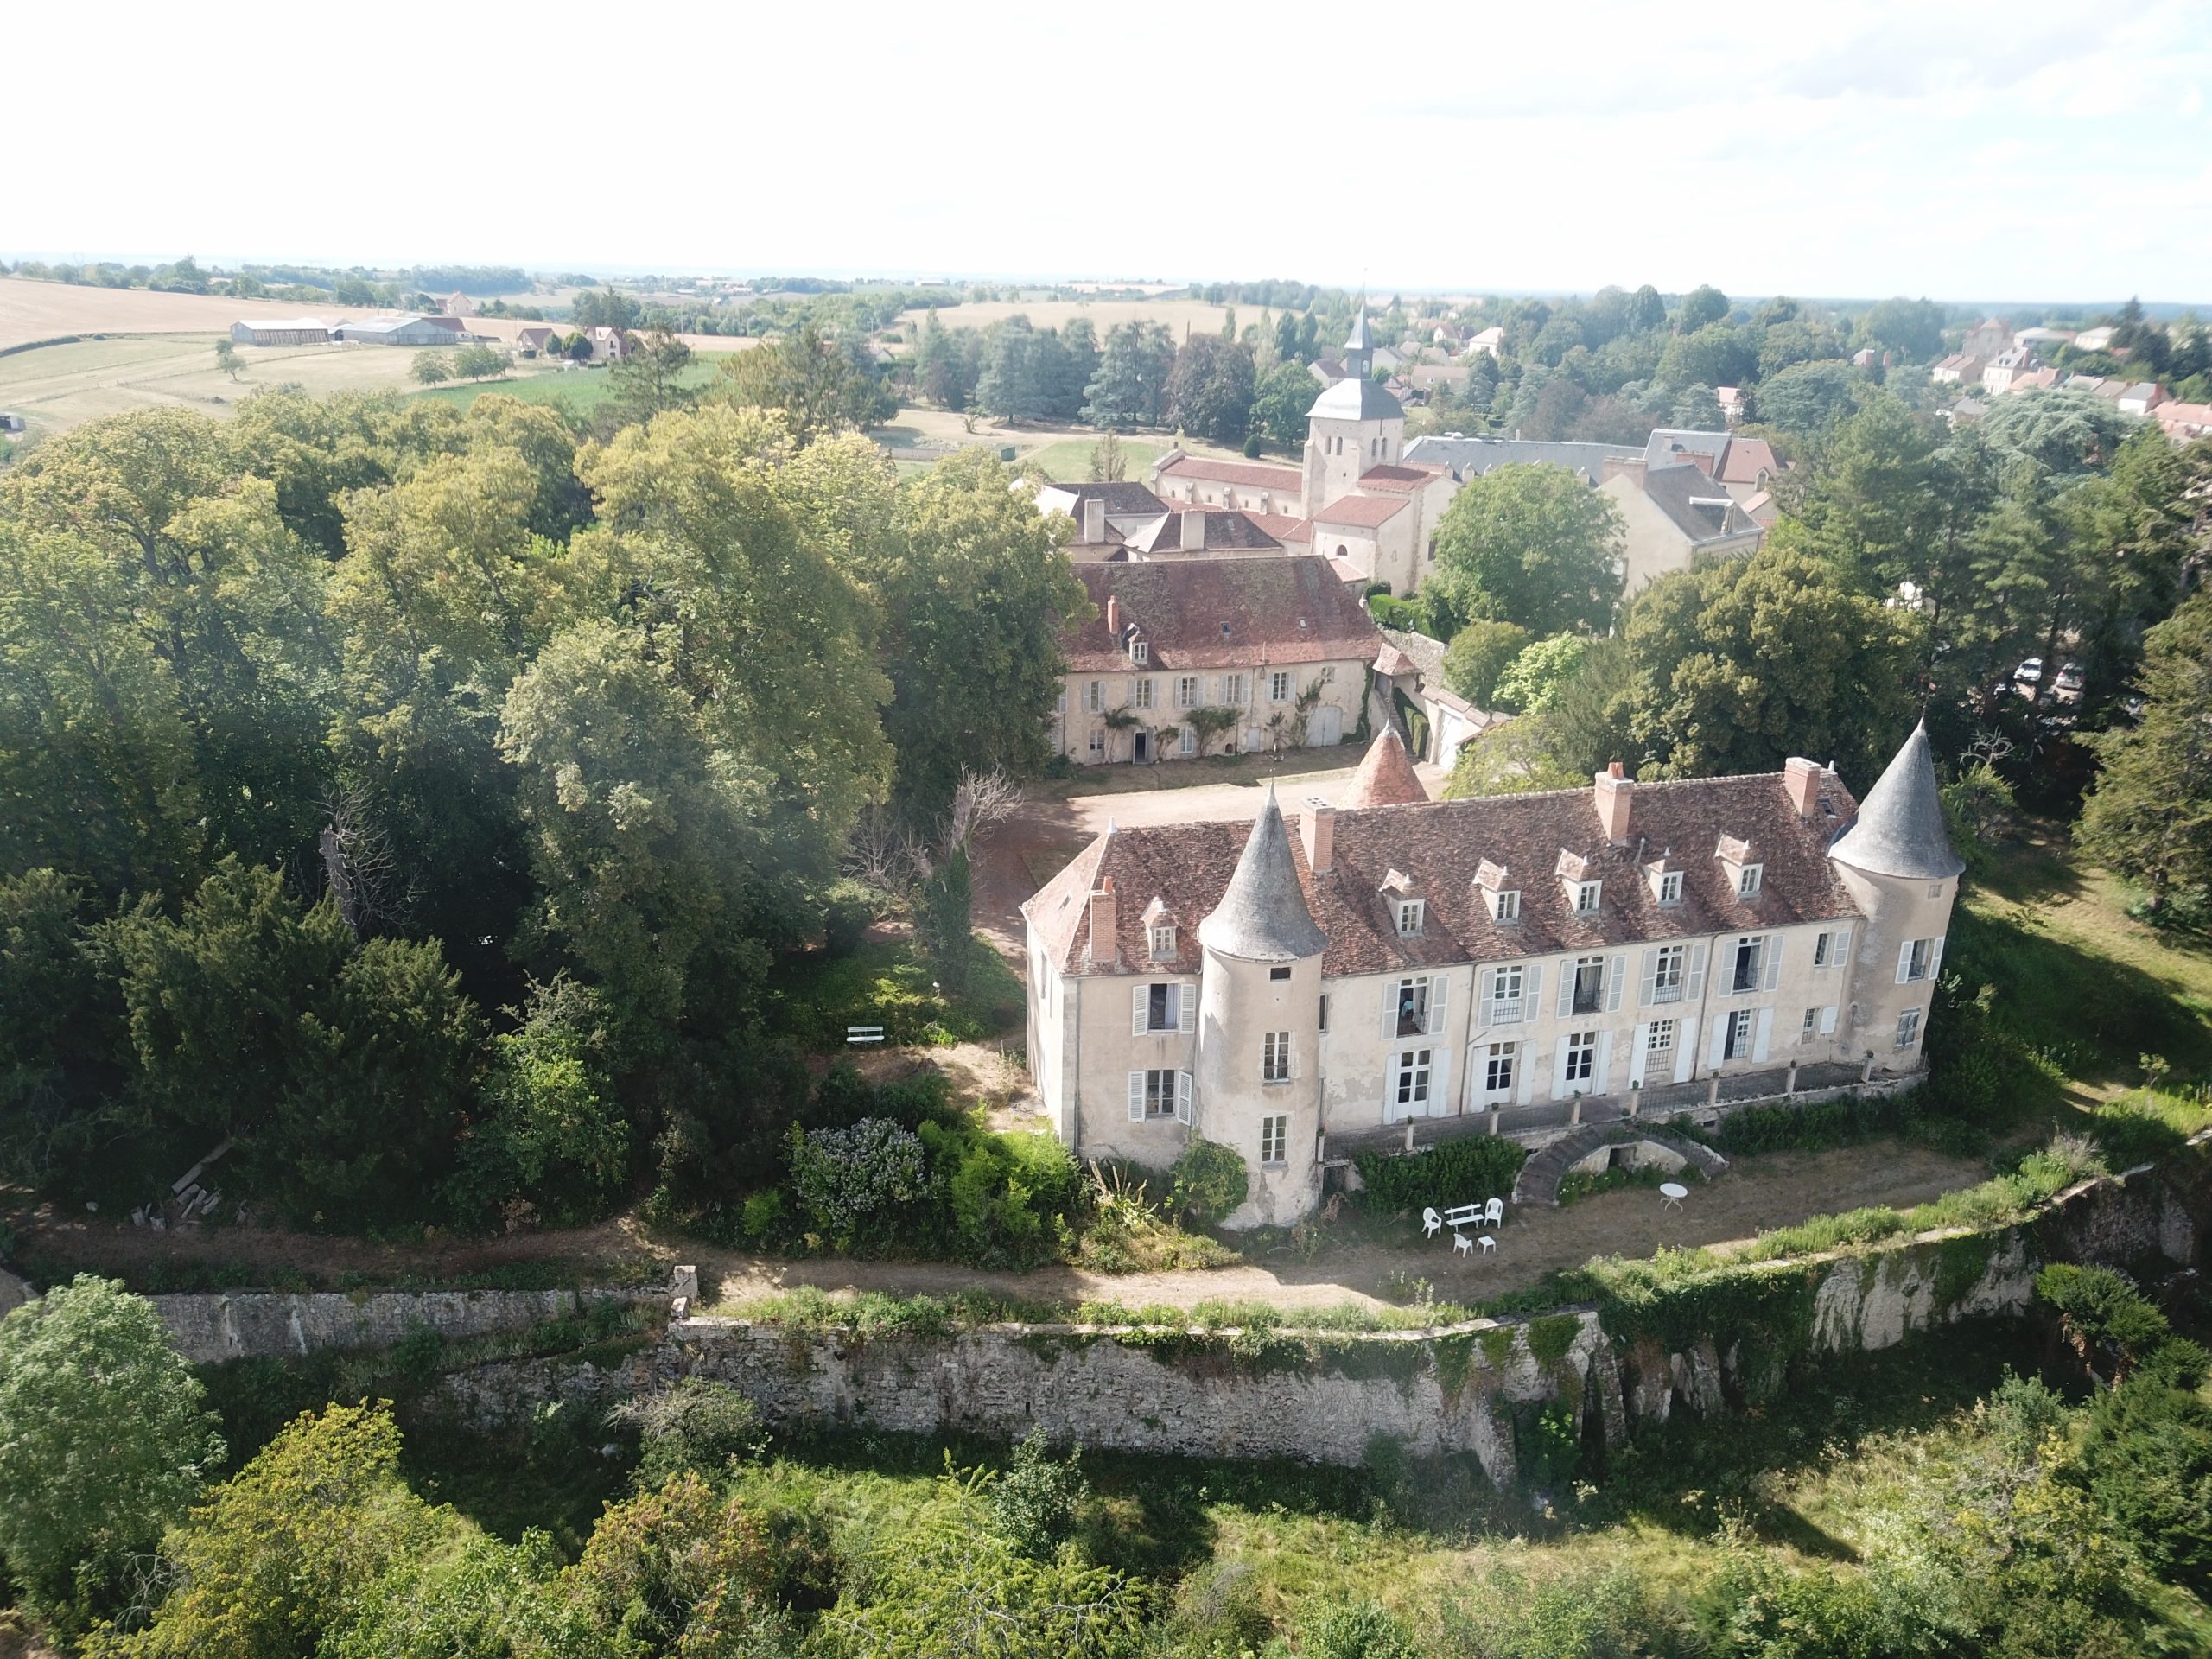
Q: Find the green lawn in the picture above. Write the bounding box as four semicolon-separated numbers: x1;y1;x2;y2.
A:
1023;435;1163;482
408;359;722;416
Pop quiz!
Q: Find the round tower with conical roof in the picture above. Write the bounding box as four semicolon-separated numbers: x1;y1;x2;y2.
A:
1194;786;1329;1227
1303;310;1407;516
1827;721;1965;1070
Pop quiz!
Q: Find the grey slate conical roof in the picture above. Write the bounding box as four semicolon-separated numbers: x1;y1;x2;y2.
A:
1198;786;1330;961
1344;309;1373;351
1828;721;1966;880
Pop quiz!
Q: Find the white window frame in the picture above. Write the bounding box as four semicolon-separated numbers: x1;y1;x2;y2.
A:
1269;669;1292;703
1487;963;1524;1023
1899;938;1938;983
1651;944;1686;1003
1130;639;1148;666
1801;1007;1820;1043
1493;888;1521;922
1175;675;1201;710
1262;1030;1292;1084
1131;677;1154;710
1574;881;1602;915
1564;1030;1597;1085
1222;672;1247;707
1131;1068;1183;1119
1738;863;1764;897
1085;679;1104;713
1136;982;1191;1034
1148;924;1176;959
1392;975;1433;1038
1897;1007;1923;1048
1482;1041;1516;1095
1648;1019;1675;1054
1394;1047;1433;1110
1658;871;1683;906
1396;899;1426;936
1730;935;1764;995
1087;727;1105;757
1179;724;1197;756
1571;954;1606;1016
1724;1007;1756;1060
1259;1114;1288;1166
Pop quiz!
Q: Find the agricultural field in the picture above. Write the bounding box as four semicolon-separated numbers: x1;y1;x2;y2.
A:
895;296;1232;339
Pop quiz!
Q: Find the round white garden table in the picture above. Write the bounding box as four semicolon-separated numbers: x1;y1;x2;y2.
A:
1659;1182;1689;1211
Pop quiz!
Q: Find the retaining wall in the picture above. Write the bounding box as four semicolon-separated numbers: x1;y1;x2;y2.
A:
151;1285;664;1364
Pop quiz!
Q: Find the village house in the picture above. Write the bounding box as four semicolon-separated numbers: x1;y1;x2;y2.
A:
1929;353;1984;385
515;325;559;356
1981;346;2037;394
1598;457;1766;594
1053;557;1384;766
1021;723;1961;1227
2073;325;2117;353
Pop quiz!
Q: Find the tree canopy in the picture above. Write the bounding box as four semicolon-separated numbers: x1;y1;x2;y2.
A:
1427;463;1624;637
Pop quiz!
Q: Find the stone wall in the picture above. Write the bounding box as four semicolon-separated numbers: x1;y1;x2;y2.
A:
151;1286;664;1364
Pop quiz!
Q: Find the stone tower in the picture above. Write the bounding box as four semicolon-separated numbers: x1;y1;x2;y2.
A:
1826;721;1964;1066
1303;309;1408;514
1194;786;1329;1228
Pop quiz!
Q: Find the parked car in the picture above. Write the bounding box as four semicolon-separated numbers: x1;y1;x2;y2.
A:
2012;657;2044;686
2054;662;2084;698
2123;693;2147;721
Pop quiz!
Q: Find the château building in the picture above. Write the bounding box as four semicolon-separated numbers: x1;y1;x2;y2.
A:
1020;722;1961;1226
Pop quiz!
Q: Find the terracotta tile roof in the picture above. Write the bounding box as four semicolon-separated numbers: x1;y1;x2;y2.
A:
1155;454;1306;493
1034;768;1865;978
1313;493;1408;528
1245;513;1312;544
1356;463;1447;493
1059;556;1385;673
1716;438;1780;486
1342;728;1428;808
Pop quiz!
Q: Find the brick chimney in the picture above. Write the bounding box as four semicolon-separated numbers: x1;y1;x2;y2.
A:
1600;455;1646;486
1083;496;1106;543
1301;798;1335;875
1687;449;1716;478
1105;594;1122;636
1594;762;1634;844
1783;755;1823;817
1085;875;1117;965
1180;509;1207;552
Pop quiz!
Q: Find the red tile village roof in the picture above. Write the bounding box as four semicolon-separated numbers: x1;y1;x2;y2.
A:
1245;513;1312;543
1024;766;1865;979
1355;463;1447;493
1342;727;1428;808
1060;557;1383;674
1156;454;1306;492
1313;493;1409;527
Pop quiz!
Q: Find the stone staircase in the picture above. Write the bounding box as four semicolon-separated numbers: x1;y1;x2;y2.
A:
1510;1122;1730;1207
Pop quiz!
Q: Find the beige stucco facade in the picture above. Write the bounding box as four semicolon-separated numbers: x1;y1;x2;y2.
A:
1599;471;1764;597
1055;658;1371;766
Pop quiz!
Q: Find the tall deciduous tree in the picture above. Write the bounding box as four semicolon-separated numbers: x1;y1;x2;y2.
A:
1082;321;1173;429
0;1276;225;1616
1427;462;1624;637
1250;359;1319;448
715;321;892;445
2079;590;2212;912
1620;546;1921;781
603;330;694;428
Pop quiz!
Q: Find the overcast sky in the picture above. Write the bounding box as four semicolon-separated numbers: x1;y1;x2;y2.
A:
13;0;2209;303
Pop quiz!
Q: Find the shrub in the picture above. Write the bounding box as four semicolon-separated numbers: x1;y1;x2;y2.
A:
1299;1598;1422;1659
2037;1264;2171;1383
788;1117;926;1242
1351;1136;1526;1215
617;1378;766;1487
1168;1139;1249;1228
919;1119;1082;1269
986;1427;1089;1559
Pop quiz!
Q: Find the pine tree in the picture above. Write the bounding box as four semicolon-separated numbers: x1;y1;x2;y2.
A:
2080;591;2212;913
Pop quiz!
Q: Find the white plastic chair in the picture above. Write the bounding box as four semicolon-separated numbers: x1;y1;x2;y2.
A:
1484;1198;1505;1227
1478;1234;1498;1255
1452;1230;1474;1256
1422;1206;1443;1239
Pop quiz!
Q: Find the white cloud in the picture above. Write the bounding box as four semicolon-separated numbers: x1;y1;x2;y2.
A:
7;0;2209;300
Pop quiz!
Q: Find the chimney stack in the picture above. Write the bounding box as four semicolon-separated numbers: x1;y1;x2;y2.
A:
1083;496;1106;544
1106;594;1122;636
1594;761;1634;844
1085;875;1117;965
1300;799;1335;875
1783;755;1823;817
1180;509;1207;552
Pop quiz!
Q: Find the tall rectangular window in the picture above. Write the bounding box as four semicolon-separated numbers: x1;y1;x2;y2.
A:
1484;1042;1516;1093
1270;670;1292;702
1130;640;1148;665
1488;964;1524;1022
1394;976;1431;1037
1176;675;1200;709
1262;1030;1291;1083
1395;1048;1432;1109
1897;1007;1923;1048
1493;888;1521;922
1088;728;1104;757
1131;677;1154;710
1565;1031;1596;1084
1085;680;1104;712
1652;945;1685;1002
1179;725;1197;755
1142;1069;1175;1116
1658;871;1683;906
1724;1007;1755;1059
1575;881;1602;914
1222;673;1247;706
1902;938;1934;982
1396;899;1425;936
1260;1114;1288;1166
1144;983;1180;1032
1732;936;1763;994
1648;1019;1675;1054
1802;1007;1820;1042
1318;995;1330;1033
1573;955;1605;1015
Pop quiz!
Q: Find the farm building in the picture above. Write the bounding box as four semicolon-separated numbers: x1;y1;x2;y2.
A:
333;315;466;347
230;317;332;346
515;326;559;356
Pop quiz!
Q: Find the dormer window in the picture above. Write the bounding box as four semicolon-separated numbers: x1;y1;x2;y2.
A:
1148;924;1176;958
1737;864;1764;897
1129;639;1148;666
1574;882;1602;915
1658;872;1683;906
1493;889;1521;922
1396;899;1426;936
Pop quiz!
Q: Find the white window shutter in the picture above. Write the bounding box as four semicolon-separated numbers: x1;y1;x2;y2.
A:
1897;940;1913;983
1128;1071;1145;1122
1289;1039;1302;1079
1553;1036;1572;1097
1133;984;1148;1034
1381;984;1399;1041
1629;1023;1650;1087
1752;1007;1774;1063
1477;968;1495;1019
1516;1053;1535;1104
1834;926;1852;968
1686;944;1707;1000
1707;1014;1728;1070
1820;1004;1838;1035
1432;1046;1452;1114
1638;948;1658;1007
1556;964;1574;1018
1930;936;1945;979
1673;1030;1695;1084
1175;1071;1192;1123
1607;953;1627;1012
1178;987;1194;1033
1596;1030;1614;1091
1764;936;1782;993
1430;975;1449;1037
1522;966;1542;1023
